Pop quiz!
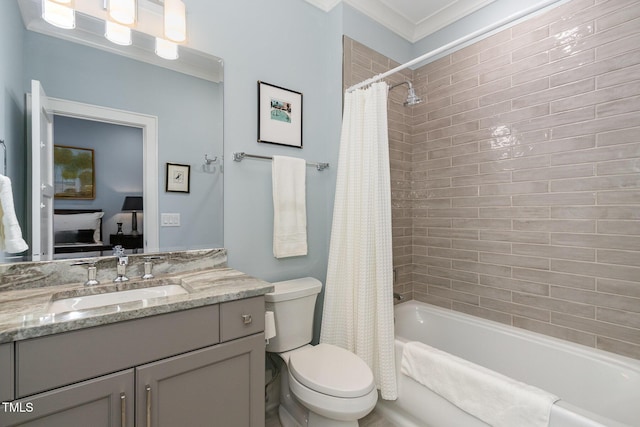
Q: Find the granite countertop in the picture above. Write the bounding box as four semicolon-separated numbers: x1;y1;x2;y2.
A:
0;267;274;344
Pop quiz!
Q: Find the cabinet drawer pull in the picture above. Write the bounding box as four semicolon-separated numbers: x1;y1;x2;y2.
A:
120;393;126;427
146;385;152;427
241;314;252;324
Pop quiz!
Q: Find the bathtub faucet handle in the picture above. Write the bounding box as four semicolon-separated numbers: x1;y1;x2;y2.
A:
393;292;405;301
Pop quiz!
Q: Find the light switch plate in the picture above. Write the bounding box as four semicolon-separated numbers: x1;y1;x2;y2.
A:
161;213;181;227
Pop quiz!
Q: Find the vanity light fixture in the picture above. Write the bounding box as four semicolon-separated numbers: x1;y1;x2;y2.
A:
42;0;75;30
163;0;186;43
105;21;132;45
155;37;179;60
108;0;137;26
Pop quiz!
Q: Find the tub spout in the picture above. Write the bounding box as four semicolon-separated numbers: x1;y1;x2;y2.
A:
393;292;405;301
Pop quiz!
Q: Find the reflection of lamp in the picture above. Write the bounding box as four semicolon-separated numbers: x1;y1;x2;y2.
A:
122;196;143;236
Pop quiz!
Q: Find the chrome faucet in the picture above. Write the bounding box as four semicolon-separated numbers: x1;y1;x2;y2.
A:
71;260;100;286
113;245;129;283
141;256;164;279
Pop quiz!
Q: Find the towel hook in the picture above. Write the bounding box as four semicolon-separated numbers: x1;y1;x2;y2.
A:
0;140;6;175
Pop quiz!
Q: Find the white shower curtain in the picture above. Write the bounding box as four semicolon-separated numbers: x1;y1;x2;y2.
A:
320;82;397;400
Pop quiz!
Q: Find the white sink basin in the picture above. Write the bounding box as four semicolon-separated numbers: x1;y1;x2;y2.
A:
48;284;188;314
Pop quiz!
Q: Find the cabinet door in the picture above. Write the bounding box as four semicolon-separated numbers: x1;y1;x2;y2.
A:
0;343;13;402
136;334;265;427
0;369;134;427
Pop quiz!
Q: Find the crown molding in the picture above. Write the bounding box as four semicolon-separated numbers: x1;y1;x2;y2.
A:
303;0;342;13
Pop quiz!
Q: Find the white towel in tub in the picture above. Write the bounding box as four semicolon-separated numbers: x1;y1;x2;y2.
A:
401;341;559;427
272;156;307;258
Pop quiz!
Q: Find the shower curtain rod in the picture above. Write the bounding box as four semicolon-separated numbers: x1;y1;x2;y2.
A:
346;0;562;93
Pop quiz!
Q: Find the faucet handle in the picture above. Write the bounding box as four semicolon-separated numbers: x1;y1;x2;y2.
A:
113;245;125;258
142;256;164;279
71;260;99;286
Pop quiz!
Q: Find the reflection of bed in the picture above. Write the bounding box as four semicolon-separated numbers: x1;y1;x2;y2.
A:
54;209;113;255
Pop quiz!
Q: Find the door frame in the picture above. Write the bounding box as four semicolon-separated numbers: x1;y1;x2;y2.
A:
47;97;160;253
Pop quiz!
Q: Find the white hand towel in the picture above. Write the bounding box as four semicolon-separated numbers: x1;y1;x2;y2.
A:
402;341;558;427
0;175;29;254
272;156;307;258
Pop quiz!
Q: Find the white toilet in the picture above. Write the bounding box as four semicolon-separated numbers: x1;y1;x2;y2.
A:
265;277;378;427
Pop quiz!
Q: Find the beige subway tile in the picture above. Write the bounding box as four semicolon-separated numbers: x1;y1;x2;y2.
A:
597;336;640;359
481;104;550;130
452;218;512;230
418;54;451;76
480;26;548;64
598;307;640;329
429;121;480;141
414;255;452;269
480;155;549;173
597;95;640;117
426;186;479;198
513;267;596;290
453;101;512;125
414;291;452;309
480;78;548;107
481;52;548;85
414;236;451;248
513;164;595;182
452;260;512;277
480;207;549;219
414;217;452;228
514;136;596;158
513;316;596;347
480;252;550;270
513;243;595;261
512;34;561;63
480;274;549;295
512;49;594;87
453;172;511;187
451;29;512;64
514;219;596;233
428;164;479;179
551;175;640;192
428;208;479;218
514;107;595;135
551;286;640;314
597;278;640;298
547;22;596;62
516;78;594;111
480;230;550;244
597;189;640;204
428;227;479;240
481;297;550;321
453;196;512;207
452;148;512;166
598;248;640;267
551;311;640;344
453;127;509;146
452;281;512;301
596;2;640;31
552;232;640;251
453;54;511;85
452;238;511;253
513;292;595;318
415;117;452;134
452;302;512;325
597;63;640;89
415;157;452;171
429;284;480;305
598;220;640;235
551;206;640;219
480;181;548;196
551;49;640;87
550;141;640;165
552;259;640;281
428;267;479;284
597;158;640;175
422;275;452;289
428;141;478;160
551;80;640;113
429;55;479;83
511;0;594;38
512;192;596;206
428;247;479;262
596;33;640;61
429;98;478;121
452;77;509;104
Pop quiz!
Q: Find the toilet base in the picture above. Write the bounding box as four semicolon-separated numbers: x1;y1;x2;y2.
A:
278;405;359;427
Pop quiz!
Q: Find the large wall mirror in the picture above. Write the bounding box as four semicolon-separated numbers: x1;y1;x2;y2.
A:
0;0;224;264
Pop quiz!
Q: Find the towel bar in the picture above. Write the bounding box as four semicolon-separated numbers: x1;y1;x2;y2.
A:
233;152;329;171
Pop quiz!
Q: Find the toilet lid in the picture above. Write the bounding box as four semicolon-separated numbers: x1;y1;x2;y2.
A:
288;343;375;398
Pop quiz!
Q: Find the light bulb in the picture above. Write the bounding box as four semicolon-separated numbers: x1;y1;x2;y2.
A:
155;38;179;60
42;0;75;29
109;0;136;26
105;21;132;46
164;0;186;43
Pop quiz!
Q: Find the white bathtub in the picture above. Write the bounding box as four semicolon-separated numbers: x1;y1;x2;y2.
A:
375;300;640;427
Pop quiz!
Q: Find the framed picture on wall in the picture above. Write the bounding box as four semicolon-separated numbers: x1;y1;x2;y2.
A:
257;81;303;148
54;145;95;199
165;163;190;193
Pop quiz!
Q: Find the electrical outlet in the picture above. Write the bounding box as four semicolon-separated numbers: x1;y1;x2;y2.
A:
161;213;181;227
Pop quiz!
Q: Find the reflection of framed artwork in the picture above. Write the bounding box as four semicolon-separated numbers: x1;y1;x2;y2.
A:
166;163;190;193
54;145;95;199
258;81;303;148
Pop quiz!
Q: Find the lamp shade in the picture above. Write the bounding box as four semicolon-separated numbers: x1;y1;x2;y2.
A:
122;196;143;211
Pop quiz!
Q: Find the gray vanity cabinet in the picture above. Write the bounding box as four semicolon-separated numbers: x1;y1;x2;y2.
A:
136;333;264;427
0;343;13;402
1;296;266;427
0;369;135;427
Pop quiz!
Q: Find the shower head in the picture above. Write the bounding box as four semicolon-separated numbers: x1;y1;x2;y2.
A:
389;81;423;106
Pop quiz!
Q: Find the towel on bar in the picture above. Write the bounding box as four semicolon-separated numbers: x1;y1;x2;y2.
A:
401;341;558;427
0;175;29;254
272;156;307;258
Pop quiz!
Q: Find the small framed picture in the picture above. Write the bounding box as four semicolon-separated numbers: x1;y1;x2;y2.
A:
54;145;95;199
166;163;190;193
258;81;303;148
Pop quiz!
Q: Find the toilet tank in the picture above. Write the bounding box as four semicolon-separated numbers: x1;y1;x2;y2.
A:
265;277;322;353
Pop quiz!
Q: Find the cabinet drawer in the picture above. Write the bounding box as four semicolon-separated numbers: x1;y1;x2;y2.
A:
0;342;13;402
220;297;264;342
16;305;219;398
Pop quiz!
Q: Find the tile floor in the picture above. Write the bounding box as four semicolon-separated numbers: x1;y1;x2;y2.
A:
265;407;398;427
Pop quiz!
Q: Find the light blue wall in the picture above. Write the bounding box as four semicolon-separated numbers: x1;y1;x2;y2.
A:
24;31;223;251
0;0;27;262
53;116;144;240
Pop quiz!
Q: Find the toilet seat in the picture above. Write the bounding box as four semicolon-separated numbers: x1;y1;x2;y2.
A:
288;343;375;398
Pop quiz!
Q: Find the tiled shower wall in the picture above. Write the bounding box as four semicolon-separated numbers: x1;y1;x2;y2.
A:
343;0;640;360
